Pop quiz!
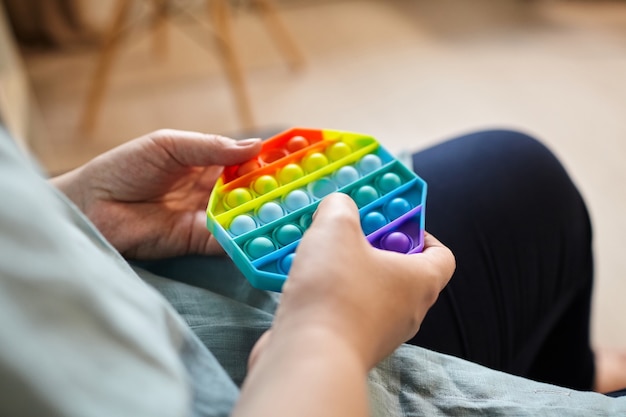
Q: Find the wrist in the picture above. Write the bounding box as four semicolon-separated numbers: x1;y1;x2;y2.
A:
270;315;373;372
273;286;393;369
238;324;369;417
50;165;89;212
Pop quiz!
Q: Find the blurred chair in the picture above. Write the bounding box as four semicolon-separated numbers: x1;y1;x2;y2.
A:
80;0;305;134
0;1;44;152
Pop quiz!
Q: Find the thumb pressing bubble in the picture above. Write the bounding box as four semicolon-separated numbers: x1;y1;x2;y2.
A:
273;191;455;371
307;193;366;243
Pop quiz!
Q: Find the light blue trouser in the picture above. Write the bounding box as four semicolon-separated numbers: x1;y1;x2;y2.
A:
135;256;626;417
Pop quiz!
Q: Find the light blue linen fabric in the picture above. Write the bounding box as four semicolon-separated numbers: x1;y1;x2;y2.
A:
0;130;238;417
1;127;625;416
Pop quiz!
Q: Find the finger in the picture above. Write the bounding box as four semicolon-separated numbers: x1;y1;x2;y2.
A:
147;129;262;168
421;232;456;284
309;192;362;235
376;231;455;292
248;330;272;371
206;235;226;256
292;193;368;277
404;233;456;291
187;211;228;256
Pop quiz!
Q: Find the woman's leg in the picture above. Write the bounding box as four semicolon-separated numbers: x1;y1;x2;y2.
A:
406;130;595;390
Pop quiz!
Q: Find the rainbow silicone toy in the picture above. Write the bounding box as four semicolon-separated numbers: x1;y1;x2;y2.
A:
206;128;427;292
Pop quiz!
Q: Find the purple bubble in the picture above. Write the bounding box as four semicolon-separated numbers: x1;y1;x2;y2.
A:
381;232;412;253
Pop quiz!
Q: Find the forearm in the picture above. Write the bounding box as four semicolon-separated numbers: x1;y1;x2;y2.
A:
233;326;370;417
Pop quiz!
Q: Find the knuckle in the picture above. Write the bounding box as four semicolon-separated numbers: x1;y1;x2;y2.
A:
202;133;223;143
329;208;356;224
149;128;176;138
423;285;441;308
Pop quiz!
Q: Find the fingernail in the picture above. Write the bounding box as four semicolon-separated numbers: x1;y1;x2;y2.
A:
235;138;262;147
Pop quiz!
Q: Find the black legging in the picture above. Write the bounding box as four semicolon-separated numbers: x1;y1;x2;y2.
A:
407;130;594;391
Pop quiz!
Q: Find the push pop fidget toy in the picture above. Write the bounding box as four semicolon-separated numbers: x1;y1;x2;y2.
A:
206;128;427;292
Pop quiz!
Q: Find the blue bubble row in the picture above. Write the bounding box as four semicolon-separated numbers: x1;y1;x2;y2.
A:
242;220;306;261
360;197;413;235
229;210;314;261
234;197;413;261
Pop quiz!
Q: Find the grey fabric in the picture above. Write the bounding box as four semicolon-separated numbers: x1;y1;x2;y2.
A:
133;259;277;387
137;257;626;417
370;346;626;416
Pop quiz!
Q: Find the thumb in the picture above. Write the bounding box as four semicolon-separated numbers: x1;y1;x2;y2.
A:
147;129;262;167
248;330;272;372
305;193;365;242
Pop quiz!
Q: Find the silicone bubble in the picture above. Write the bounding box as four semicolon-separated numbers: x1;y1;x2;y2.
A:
361;211;387;235
257;202;284;224
377;172;402;194
357;154;383;174
280;253;296;274
246;236;275;259
253;175;279;195
225;188;253;208
308;178;338;199
385;197;412;220
380;232;412;253
229;214;257;236
237;159;261;177
274;224;302;246
278;163;305;185
286;136;309;153
260;148;288;164
326;142;352;162
299;213;313;229
303;152;329;173
334;165;360;187
283;190;310;211
352;185;379;207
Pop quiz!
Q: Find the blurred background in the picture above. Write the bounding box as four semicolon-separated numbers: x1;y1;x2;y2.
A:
1;0;625;348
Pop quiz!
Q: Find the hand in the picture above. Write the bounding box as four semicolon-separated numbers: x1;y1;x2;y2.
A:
235;193;454;417
52;129;262;259
250;193;456;371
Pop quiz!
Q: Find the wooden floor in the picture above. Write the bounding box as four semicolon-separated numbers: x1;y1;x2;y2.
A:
22;0;626;347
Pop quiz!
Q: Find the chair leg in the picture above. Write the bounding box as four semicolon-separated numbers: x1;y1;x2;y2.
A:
79;0;134;134
254;0;305;71
150;0;169;59
208;0;255;130
81;0;257;133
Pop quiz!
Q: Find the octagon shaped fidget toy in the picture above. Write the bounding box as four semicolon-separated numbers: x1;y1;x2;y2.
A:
206;128;427;292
